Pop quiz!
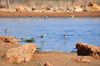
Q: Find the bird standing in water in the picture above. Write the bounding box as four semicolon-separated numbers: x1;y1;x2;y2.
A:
64;33;67;37
4;28;9;32
40;34;46;38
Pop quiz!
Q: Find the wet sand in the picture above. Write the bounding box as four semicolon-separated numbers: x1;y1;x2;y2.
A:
0;11;100;17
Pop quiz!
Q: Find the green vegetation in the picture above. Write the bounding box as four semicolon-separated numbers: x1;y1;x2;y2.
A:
35;47;42;52
35;49;42;52
24;39;35;42
0;58;5;61
68;12;71;14
28;61;44;66
33;61;44;66
29;61;34;63
37;47;41;49
22;65;26;66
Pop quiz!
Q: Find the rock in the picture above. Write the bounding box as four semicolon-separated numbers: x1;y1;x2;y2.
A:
75;57;91;63
32;6;36;10
7;55;21;63
50;8;53;11
0;34;2;37
73;5;83;12
84;6;91;12
74;8;83;12
83;8;88;11
4;43;36;63
54;7;58;12
73;5;81;9
67;7;73;11
44;62;53;66
0;36;18;45
25;7;32;12
89;2;93;6
16;7;26;12
76;42;100;59
90;3;100;11
58;7;62;10
16;39;22;42
0;5;6;8
47;7;50;10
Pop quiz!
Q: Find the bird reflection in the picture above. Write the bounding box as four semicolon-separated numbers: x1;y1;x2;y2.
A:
41;41;45;44
63;40;67;44
40;41;46;49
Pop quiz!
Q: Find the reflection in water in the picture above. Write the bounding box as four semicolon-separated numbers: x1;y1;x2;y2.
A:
0;17;100;52
63;38;67;44
41;41;45;44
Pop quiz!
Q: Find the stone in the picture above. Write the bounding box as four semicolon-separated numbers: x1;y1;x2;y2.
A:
54;7;58;11
89;2;93;6
16;39;22;42
83;8;88;11
16;7;26;12
4;43;36;63
74;8;83;12
0;34;2;37
47;7;50;10
91;3;100;11
76;42;100;59
32;6;36;10
44;62;53;66
25;7;32;12
84;6;91;12
67;7;73;11
50;8;53;11
58;7;62;10
73;5;83;12
75;57;91;63
0;36;18;45
7;55;21;63
0;5;6;8
73;5;81;9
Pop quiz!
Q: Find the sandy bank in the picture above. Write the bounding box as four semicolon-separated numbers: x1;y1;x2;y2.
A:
0;11;100;17
0;41;100;66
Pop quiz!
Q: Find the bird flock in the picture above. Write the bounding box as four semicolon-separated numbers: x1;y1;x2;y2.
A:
4;28;67;39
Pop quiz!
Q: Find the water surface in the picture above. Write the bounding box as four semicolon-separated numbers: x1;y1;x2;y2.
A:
0;17;100;52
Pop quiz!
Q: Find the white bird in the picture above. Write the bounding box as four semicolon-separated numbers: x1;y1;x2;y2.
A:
4;28;9;32
40;34;46;38
64;33;67;37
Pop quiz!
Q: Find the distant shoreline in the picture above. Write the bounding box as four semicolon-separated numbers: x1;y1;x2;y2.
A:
0;11;100;17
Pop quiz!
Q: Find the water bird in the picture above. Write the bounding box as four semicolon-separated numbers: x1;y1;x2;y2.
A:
31;38;35;40
71;15;74;18
21;38;24;40
40;34;46;38
44;16;48;19
4;28;9;32
64;33;67;37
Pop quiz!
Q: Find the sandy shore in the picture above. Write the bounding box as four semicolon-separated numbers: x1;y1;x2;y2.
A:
0;11;100;17
0;41;100;66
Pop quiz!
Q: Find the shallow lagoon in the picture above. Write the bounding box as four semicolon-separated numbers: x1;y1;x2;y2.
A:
0;17;100;52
